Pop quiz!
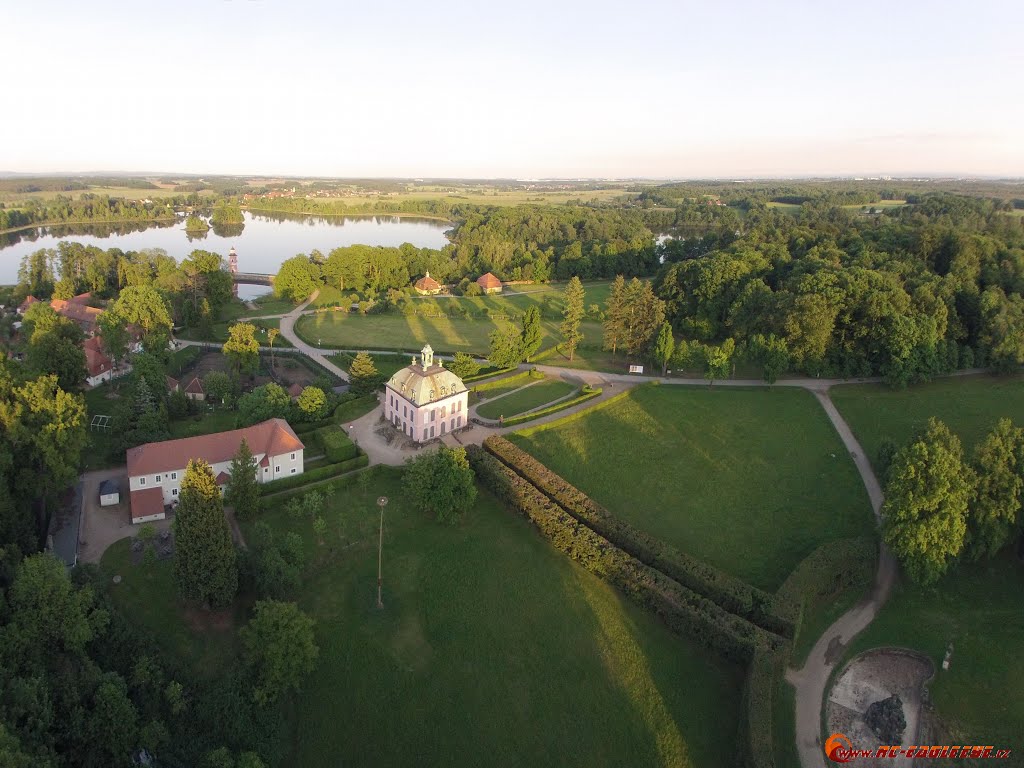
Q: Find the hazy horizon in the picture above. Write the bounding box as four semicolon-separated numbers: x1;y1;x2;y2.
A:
4;0;1022;178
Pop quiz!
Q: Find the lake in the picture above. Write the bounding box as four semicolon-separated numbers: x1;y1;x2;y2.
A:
0;211;452;299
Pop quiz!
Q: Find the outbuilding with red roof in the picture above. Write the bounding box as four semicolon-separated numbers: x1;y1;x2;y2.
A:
126;418;305;523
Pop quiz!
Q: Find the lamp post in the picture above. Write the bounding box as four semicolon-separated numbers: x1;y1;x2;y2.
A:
376;495;388;609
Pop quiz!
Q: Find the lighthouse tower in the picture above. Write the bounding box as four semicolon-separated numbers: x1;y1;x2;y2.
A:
228;247;239;297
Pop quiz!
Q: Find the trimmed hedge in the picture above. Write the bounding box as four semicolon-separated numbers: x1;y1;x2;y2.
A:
776;536;878;649
259;454;368;496
500;387;602;426
462;365;517;383
736;648;786;768
468;445;782;663
316;427;358;462
470;370;530;393
483;436;797;636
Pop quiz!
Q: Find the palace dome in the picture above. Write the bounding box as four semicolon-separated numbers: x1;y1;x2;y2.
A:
386;344;467;406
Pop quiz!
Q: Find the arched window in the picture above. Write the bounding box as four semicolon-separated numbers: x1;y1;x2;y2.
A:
441;406;447;418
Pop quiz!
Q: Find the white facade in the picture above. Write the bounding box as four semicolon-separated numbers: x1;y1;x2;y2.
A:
385;390;468;442
383;343;469;443
127;448;305;506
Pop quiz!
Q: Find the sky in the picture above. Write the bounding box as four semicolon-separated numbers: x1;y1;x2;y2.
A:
3;0;1022;179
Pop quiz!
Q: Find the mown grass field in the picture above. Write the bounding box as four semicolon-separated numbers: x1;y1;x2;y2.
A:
296;309;603;355
103;466;743;768
840;553;1024;754
830;374;1024;471
476;378;577;420
178;316;292;346
509;385;874;590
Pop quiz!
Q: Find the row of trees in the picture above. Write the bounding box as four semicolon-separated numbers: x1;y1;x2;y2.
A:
881;418;1024;584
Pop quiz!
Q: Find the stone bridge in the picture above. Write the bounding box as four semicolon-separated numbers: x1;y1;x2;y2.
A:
232;272;275;285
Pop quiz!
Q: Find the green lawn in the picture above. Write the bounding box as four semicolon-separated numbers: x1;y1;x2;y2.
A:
168;409;239;439
476;378;577;420
509;385;874;591
100;538;242;680
830;374;1024;471
178;317;293;347
840;553;1024;752
296;310;602;355
328;351;408;381
235;467;742;768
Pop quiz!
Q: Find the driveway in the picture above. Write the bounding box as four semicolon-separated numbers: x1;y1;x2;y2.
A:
78;468;172;564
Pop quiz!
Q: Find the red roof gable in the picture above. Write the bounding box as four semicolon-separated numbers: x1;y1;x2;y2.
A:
184;377;204;394
130;487;165;521
476;272;502;289
83;336;111;377
414;273;441;291
126;418;304;477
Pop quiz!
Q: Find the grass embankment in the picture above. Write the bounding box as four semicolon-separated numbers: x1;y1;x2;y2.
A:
831;374;1024;470
476;379;577;420
103;467;744;767
509;385;874;591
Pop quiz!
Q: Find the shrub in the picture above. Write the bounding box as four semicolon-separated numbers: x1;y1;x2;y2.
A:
259;454;368;496
471;371;530;392
315;428;358;463
483;436;797;635
462;366;517;383
467;446;781;662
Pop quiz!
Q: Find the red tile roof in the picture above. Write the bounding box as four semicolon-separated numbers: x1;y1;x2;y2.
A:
166;376;180;392
130;487;165;522
68;292;93;304
83;336;112;377
414;272;441;291
184;377;204;395
18;296;39;313
215;471;230;486
476;272;502;290
50;298;103;328
126;418;304;478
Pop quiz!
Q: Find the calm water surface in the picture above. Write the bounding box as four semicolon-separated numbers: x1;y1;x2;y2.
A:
0;212;452;299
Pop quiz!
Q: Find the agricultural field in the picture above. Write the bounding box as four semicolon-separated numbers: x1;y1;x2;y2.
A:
476;377;577;420
830;374;1024;471
104;467;744;768
509;385;874;591
249;185;634;210
839;553;1024;754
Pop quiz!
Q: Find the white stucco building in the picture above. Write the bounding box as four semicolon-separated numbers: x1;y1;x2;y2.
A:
125;418;305;523
384;344;468;442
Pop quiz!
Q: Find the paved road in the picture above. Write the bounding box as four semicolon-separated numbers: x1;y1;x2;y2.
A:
275;291;350;381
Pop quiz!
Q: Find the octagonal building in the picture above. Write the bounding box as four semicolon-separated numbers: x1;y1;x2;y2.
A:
384;344;468;442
